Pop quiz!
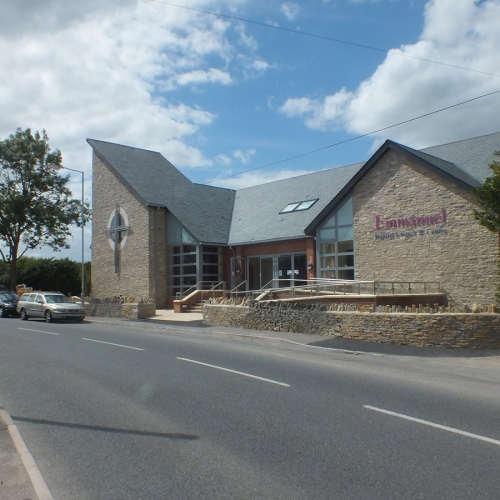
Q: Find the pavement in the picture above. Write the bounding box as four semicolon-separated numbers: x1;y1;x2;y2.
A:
2;309;500;499
0;406;50;500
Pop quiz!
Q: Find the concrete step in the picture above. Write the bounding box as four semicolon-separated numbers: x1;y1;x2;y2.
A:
189;301;204;313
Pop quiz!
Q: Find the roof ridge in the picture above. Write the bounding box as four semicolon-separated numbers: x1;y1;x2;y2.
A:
87;138;162;156
420;130;500;151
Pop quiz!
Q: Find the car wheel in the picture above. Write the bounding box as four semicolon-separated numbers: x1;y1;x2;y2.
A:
20;308;28;321
0;307;6;318
45;310;53;323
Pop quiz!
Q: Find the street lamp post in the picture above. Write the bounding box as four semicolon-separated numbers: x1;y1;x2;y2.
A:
48;164;85;307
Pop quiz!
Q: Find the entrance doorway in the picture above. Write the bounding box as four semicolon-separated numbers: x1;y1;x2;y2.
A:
247;253;306;290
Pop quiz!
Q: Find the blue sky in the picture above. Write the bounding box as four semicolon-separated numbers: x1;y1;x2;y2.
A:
1;0;500;262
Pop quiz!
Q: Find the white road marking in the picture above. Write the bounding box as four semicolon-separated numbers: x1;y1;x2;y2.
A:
0;408;55;500
364;405;500;447
176;357;290;387
82;338;144;351
18;327;60;336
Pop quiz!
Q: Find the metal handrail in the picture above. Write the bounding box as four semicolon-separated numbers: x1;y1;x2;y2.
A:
250;279;441;301
230;280;248;297
176;280;227;300
206;281;226;299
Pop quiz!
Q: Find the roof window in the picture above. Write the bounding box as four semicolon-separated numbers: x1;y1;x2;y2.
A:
280;199;318;214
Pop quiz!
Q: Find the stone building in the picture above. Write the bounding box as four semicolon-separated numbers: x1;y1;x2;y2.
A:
87;132;500;309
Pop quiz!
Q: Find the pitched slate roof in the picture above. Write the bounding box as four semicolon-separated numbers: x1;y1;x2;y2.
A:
227;162;364;245
88;131;500;246
87;139;235;244
421;131;500;183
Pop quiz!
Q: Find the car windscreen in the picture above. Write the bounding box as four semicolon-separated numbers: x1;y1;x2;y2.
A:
0;292;19;301
44;295;72;304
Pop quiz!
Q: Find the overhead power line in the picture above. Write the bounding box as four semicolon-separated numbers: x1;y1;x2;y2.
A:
148;0;500;79
207;89;500;183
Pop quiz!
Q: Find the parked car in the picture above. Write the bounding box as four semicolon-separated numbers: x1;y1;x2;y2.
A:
0;291;20;317
17;291;85;323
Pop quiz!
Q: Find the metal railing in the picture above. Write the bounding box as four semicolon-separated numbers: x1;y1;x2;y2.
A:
190;278;441;302
241;278;441;301
175;281;227;301
229;280;248;298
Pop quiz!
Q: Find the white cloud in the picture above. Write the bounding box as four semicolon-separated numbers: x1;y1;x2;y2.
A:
233;149;256;163
279;89;352;130
249;59;271;72
213;168;311;189
215;153;232;165
235;23;259;51
0;0;241;176
0;0;137;38
279;0;500;148
281;3;301;21
175;68;233;87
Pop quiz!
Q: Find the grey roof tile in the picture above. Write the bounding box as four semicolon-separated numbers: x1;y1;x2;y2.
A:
87;139;235;244
228;162;364;245
421;131;500;183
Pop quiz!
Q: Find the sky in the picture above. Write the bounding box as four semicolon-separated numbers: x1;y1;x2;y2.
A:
1;0;500;263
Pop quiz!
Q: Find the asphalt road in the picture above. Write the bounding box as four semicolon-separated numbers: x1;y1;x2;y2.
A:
1;316;499;499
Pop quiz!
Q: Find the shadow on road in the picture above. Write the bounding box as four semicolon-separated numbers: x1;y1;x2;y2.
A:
12;416;198;440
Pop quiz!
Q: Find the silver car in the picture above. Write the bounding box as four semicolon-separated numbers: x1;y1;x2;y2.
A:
17;292;85;323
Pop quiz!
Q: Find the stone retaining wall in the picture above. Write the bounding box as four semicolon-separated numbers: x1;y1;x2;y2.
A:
204;302;500;349
86;300;156;319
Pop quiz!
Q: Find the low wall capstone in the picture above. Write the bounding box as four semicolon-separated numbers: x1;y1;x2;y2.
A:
203;301;500;349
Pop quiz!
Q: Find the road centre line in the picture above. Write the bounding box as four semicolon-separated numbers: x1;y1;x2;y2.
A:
18;327;60;335
176;357;290;387
82;338;144;351
364;405;500;447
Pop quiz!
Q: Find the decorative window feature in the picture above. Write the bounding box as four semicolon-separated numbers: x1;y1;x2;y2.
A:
317;195;354;281
280;199;318;214
106;205;130;274
106;206;130;251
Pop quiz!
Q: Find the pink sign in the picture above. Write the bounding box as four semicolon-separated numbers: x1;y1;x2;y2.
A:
375;208;447;230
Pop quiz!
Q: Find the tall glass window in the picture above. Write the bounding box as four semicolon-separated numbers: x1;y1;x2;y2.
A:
166;213;223;296
317;195;354;280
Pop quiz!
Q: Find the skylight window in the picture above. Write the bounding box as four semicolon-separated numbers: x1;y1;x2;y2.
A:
280;199;318;214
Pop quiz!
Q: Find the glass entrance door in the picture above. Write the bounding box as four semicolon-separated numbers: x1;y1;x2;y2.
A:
278;256;292;287
261;257;274;289
278;254;307;287
294;254;307;284
247;253;306;290
248;256;274;290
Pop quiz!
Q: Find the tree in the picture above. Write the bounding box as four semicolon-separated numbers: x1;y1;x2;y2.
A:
472;151;500;232
0;257;91;296
0;128;89;290
472;151;500;300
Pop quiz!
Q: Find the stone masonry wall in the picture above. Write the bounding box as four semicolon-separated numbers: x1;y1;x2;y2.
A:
91;155;152;301
204;303;500;348
149;207;168;308
86;301;156;319
353;150;499;307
